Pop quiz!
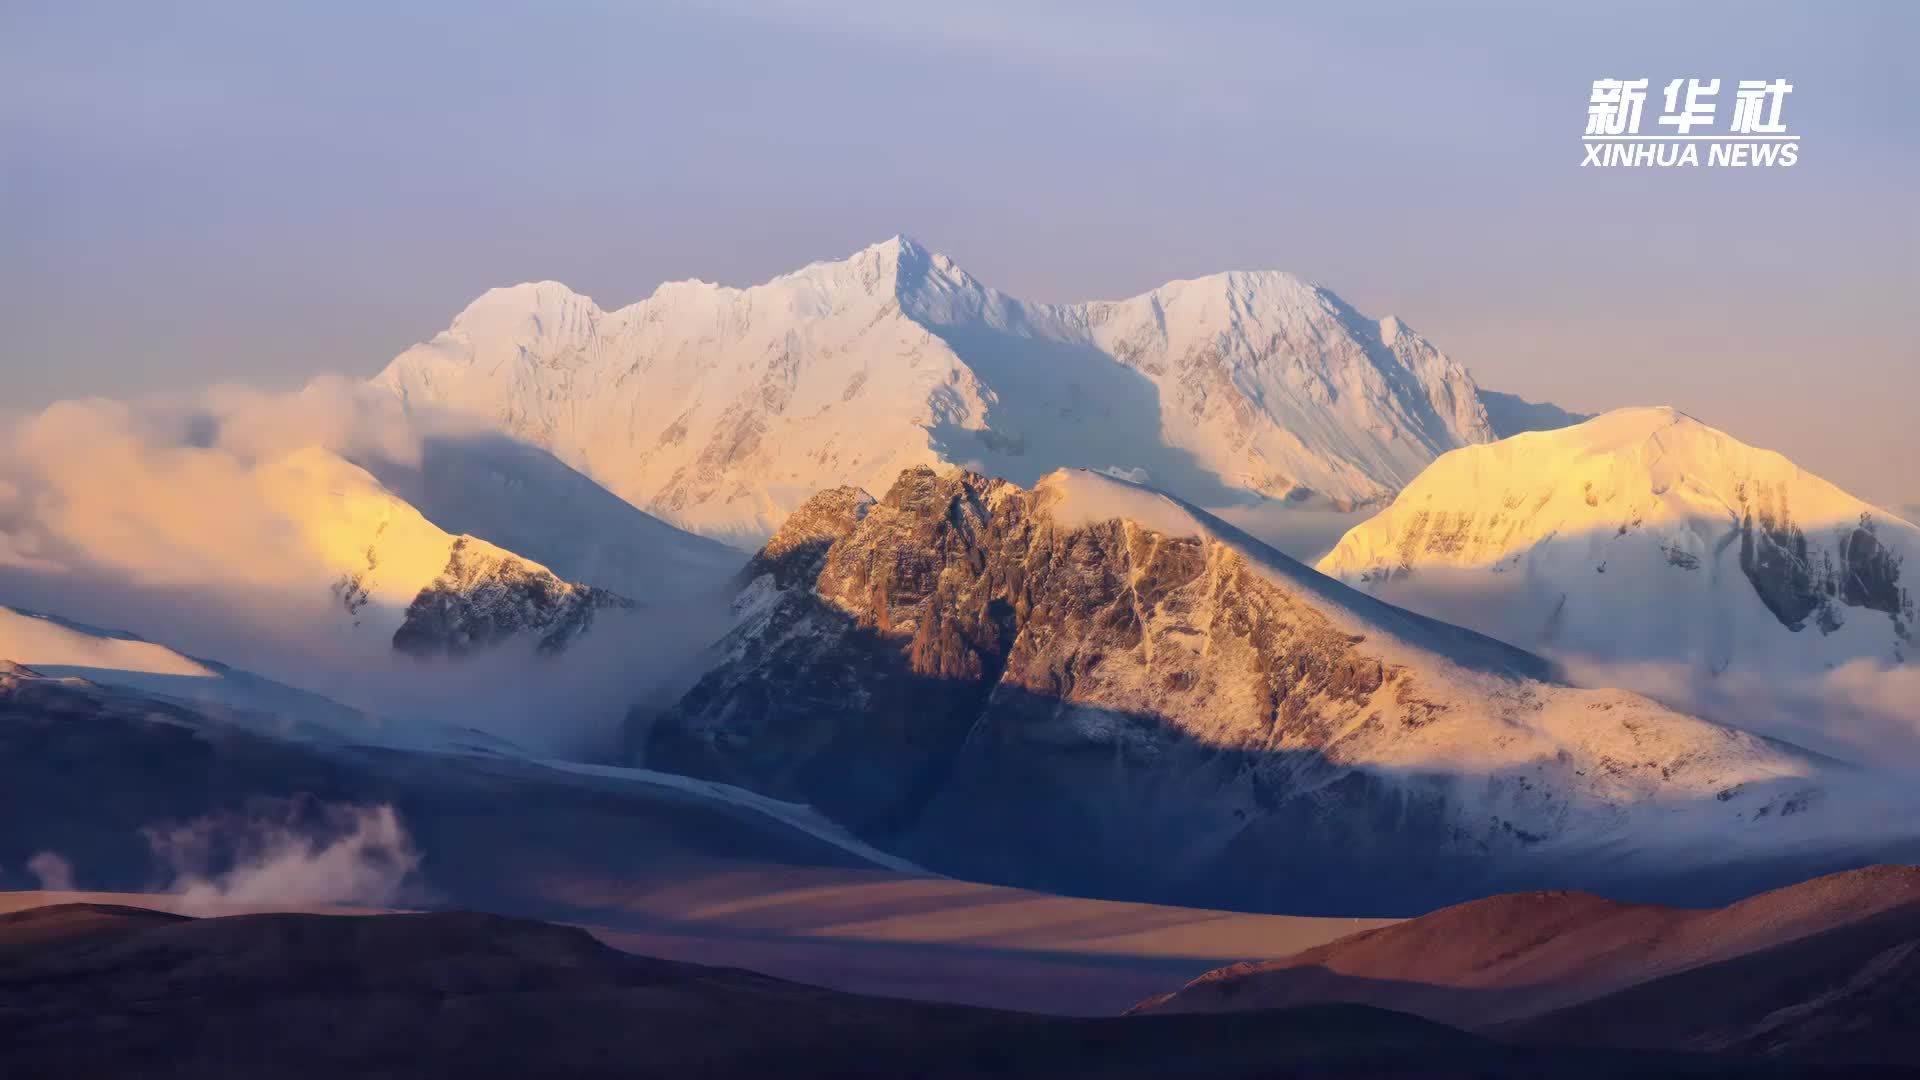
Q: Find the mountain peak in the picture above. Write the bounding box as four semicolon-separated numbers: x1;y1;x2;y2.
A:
448;279;600;341
865;233;928;259
1319;401;1920;751
1496;406;1735;460
377;239;1505;540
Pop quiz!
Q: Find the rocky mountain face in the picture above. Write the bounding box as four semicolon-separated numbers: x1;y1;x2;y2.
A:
374;237;1498;547
1316;409;1917;748
645;465;1918;915
391;536;627;658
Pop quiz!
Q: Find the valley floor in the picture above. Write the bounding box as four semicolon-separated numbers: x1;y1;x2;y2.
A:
0;873;1392;1015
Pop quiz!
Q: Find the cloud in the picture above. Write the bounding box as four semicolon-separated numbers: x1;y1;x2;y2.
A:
0;379;725;757
144;800;423;914
0;376;501;588
1558;655;1920;771
26;850;76;891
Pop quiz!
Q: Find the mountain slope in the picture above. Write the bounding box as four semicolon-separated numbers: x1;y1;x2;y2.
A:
349;430;742;601
1478;390;1594;438
373;237;1495;547
645;465;1920;915
1316;408;1917;753
1503;896;1920;1065
1135;864;1920;1032
0;662;916;916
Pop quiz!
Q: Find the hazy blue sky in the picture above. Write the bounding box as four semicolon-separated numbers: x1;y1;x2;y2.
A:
5;1;1915;504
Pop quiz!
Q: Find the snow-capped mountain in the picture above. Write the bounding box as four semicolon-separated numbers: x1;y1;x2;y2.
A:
645;464;1920;915
374;237;1496;549
1316;408;1916;754
258;446;628;657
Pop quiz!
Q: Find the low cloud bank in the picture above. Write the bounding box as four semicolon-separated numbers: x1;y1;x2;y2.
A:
0;377;479;592
1559;655;1920;770
0;379;732;758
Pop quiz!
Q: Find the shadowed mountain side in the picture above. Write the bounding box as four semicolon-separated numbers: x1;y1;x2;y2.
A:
922;320;1251;508
1479;390;1595;438
650;602;1530;916
0;670;1397;1015
1135;865;1920;1034
0;903;1895;1078
652;597;1916;916
0;672;886;919
355;430;748;598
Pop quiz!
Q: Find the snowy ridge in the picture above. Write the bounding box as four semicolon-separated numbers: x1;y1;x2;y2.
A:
0;604;500;750
525;758;926;875
1035;469;1849;841
374;237;1496;547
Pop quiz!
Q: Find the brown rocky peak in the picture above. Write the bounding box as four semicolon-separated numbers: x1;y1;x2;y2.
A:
750;484;877;587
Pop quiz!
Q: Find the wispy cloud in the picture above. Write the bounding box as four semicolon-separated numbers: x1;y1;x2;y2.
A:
25;851;76;891
144;800;425;914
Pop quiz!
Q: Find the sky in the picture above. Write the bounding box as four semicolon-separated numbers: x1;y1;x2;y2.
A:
4;0;1916;507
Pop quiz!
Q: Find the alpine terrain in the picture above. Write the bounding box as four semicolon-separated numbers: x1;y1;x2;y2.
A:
644;464;1920;915
244;446;630;659
374;237;1502;549
1316;408;1917;748
0;432;719;755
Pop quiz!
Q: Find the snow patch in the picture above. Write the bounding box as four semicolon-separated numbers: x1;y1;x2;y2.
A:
1038;469;1205;539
